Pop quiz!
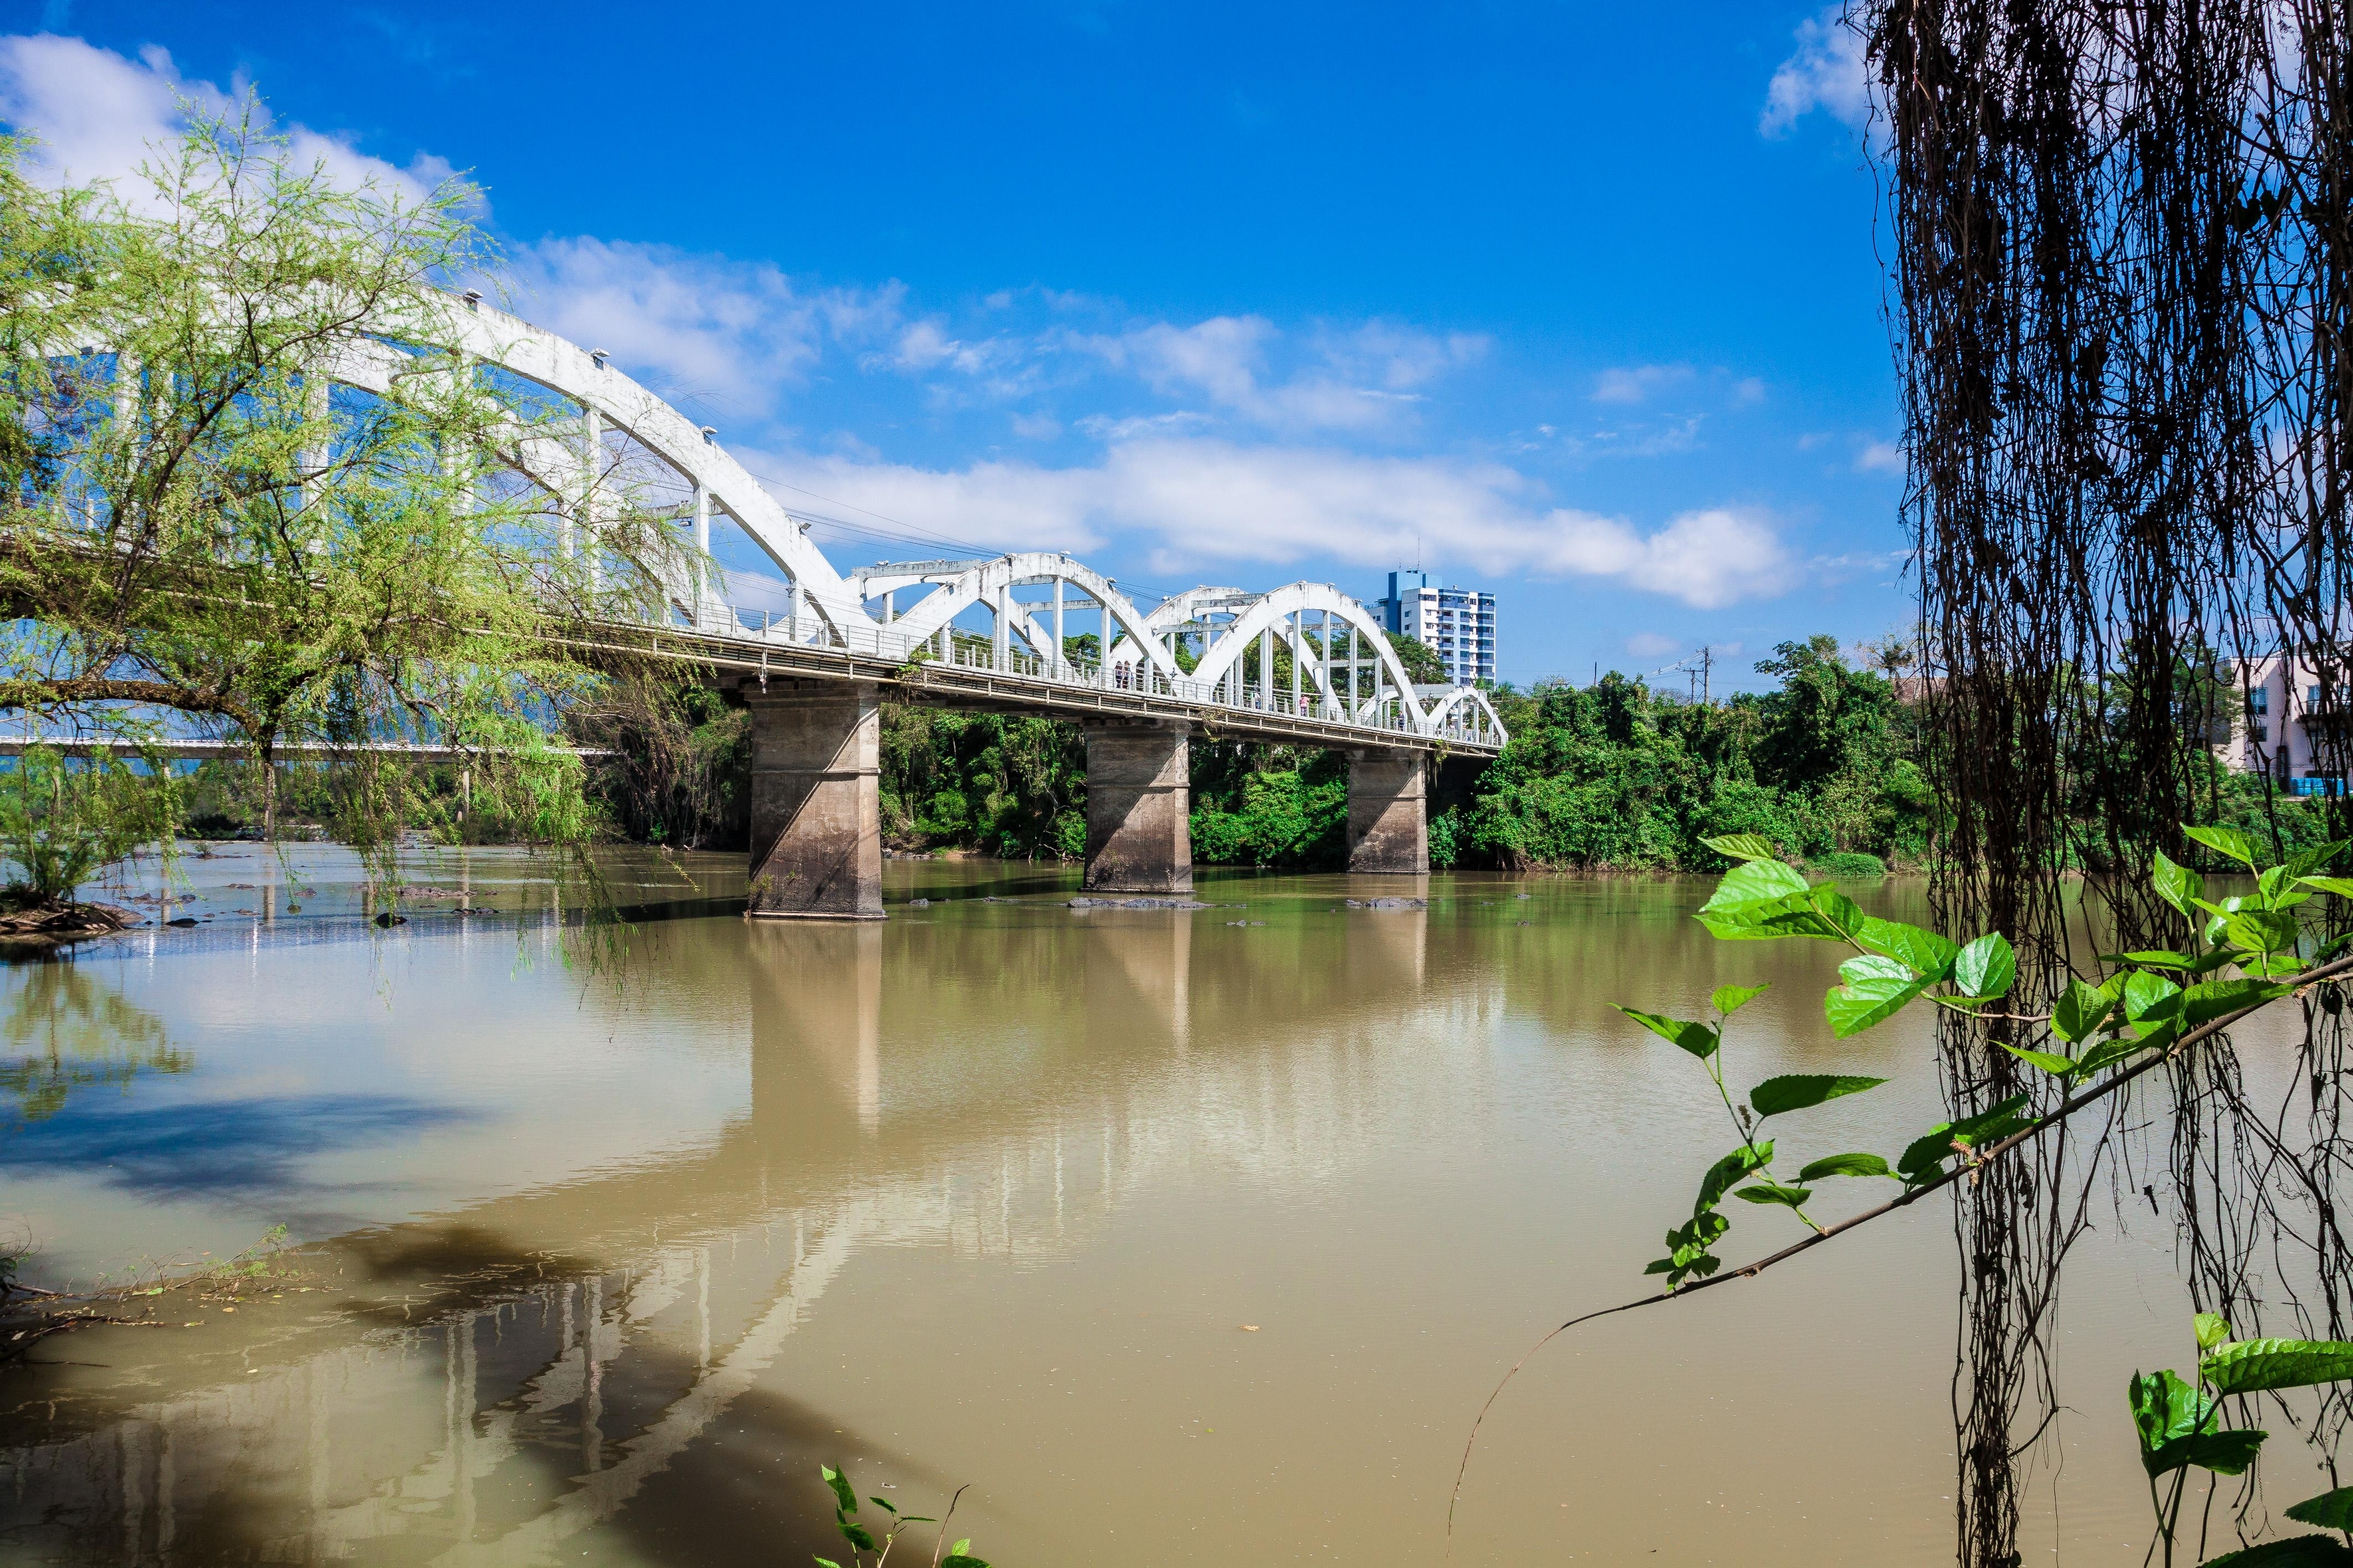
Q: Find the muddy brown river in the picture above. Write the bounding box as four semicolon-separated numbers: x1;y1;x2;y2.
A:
0;847;2272;1563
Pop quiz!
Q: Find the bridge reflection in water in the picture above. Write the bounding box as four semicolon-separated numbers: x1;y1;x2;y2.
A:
0;892;1472;1565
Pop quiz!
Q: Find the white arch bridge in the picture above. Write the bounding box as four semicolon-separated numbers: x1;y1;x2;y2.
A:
367;295;1508;915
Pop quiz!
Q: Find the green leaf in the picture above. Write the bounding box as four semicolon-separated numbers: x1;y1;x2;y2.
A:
1999;1042;2079;1077
1696;862;1840;943
2287;841;2349;878
2185;823;2260;867
1703;858;1810;908
1798;1151;1893;1181
1711;981;1771;1016
1701;833;1779;862
1734;1182;1813;1207
2168;1427;2269;1477
1695;887;1839;942
1898;1095;2031;1182
2073;1033;2149;1078
1826;959;1931;1037
2260;865;2319;910
2225;909;2302;955
953;1541;973;1557
2200;1537;2353;1565
1616;1006;1720;1059
1807;886;1864;940
2129;1367;2201;1453
2051;979;2117;1044
869;1497;897;1515
2125;971;2184;1022
2196;1312;2233;1350
1855;916;1961;979
2114;949;2197;970
1840;953;1916;986
1749;1073;1888;1117
2202;1337;2353;1395
816;1559;844;1567
1954;932;2017;998
2287;1488;2353;1532
838;1523;879;1552
1694;1143;1774;1214
2182;978;2294;1028
2153;849;2204;915
822;1467;857;1514
2299;876;2353;899
941;1556;992;1568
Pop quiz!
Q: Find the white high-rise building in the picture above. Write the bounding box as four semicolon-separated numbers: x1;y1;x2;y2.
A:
1374;570;1496;685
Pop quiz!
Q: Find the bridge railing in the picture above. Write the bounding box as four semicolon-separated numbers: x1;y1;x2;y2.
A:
675;600;1495;746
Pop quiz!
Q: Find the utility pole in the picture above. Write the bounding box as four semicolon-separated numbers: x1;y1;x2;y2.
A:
1700;645;1713;705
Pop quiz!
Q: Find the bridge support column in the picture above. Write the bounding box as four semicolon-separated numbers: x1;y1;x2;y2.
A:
745;679;884;920
1347;750;1427;873
1083;722;1193;894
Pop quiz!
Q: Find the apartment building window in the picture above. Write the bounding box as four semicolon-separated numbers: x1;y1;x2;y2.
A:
2251;686;2269;713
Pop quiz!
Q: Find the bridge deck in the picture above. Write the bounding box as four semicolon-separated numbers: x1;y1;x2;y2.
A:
603;616;1503;758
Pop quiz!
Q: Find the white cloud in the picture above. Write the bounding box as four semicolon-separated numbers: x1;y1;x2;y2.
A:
1592;363;1694;405
0;33;874;423
502;237;848;417
1316;321;1490;391
1090;315;1274;405
762;451;1108;557
751;438;1796;610
1856;439;1904;473
1626;632;1681;659
0;33;447;207
1761;6;1871;137
1056;314;1477;434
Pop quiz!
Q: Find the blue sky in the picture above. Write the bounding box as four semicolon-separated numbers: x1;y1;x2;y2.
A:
2;2;1897;690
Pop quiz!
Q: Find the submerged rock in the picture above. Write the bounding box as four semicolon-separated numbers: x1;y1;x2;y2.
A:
1343;897;1427;910
1069;896;1210;911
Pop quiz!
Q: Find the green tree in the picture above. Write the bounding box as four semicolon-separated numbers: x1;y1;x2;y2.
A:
1389;632;1448;685
0;744;179;903
0;107;686;872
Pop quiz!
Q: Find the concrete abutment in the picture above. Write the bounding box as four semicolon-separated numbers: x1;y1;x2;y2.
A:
1346;751;1428;873
745;680;885;920
1083;722;1193;894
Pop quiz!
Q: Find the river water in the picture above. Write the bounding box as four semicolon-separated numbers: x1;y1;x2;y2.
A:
0;846;2278;1564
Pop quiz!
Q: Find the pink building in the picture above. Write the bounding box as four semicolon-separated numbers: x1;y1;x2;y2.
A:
2220;655;2346;793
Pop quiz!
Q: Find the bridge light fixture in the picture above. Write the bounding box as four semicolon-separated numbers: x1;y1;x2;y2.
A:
589;348;610;369
700;425;718;444
460;288;482;308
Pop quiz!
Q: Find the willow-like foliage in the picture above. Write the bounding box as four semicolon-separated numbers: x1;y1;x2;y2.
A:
0;105;700;884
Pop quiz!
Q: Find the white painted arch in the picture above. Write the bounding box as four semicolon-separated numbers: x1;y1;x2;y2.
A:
332;291;1504;744
415;295;873;632
854;552;1188;684
1154;581;1426;724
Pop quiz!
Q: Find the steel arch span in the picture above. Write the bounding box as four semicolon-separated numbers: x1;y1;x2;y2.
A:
336;292;1506;747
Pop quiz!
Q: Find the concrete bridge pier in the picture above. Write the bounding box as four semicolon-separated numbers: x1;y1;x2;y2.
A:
745;679;884;920
1347;751;1428;873
1083;722;1193;894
